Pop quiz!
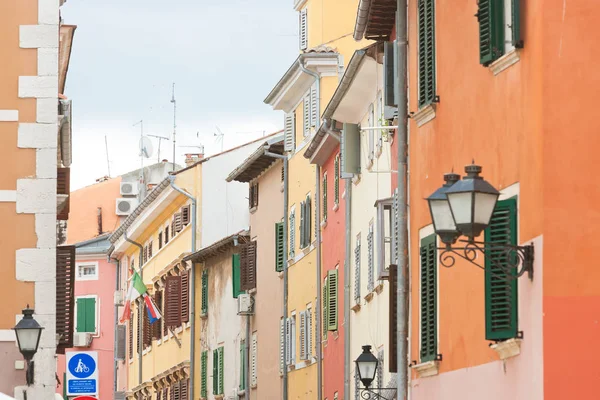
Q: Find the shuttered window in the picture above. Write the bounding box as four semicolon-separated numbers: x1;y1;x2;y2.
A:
152;291;163;339
148;241;153;258
212;350;218;395
300;195;312;249
323;276;328;339
181;205;190;226
180;379;189;400
388;264;397;372
485;198;518;340
201;350;208;398
57;167;70;220
418;0;436;107
240;241;257;291
251;332;257;387
367;223;374;293
310;83;318;128
478;0;504;65
299;311;306;360
165;275;182;327
218;347;224;394
299;8;308;50
76;297;96;333
181;270;189;323
201;270;208;315
232;254;244;297
159;232;163;249
143;306;151;348
174;212;183;233
56;245;75;352
279;318;285;375
511;0;522;48
306;308;312;359
327;269;338;331
275;222;285;272
165;226;169;244
354;234;361;304
284;113;296;152
129;313;134;359
240;340;246;390
322;173;328;221
116;325;126;360
249;182;259;209
289;209;296;258
420;234;437;362
334;155;340;205
303;92;311;137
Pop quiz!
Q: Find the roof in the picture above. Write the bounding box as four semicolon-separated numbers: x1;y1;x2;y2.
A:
183;230;250;263
75;233;112;255
59;24;77;94
226;134;285;183
354;0;397;41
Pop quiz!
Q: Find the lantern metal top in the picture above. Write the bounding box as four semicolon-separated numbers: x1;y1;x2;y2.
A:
427;172;460;201
13;306;43;331
445;163;499;196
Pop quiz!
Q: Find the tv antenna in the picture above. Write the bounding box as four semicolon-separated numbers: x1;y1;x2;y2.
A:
147;134;170;163
133;120;146;200
214;126;225;152
170;83;176;172
104;135;111;177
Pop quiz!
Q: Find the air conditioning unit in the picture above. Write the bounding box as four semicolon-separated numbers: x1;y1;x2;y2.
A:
237;294;253;315
120;181;139;196
116;198;138;216
114;290;125;306
73;332;92;347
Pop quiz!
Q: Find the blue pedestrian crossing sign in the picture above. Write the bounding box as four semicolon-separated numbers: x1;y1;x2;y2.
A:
66;351;98;396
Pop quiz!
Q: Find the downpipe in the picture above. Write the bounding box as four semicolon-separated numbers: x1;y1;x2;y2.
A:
124;231;143;385
315;165;323;400
344;180;352;398
109;256;120;392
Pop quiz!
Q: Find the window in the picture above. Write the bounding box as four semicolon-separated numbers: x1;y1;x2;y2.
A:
334;154;340;206
76;262;98;281
368;103;375;162
367;222;374;293
420;234;437;362
289;207;296;258
286;315;297;366
251;332;257;387
354;233;361;304
76;296;97;334
152;290;163;340
280;318;285;375
299;307;312;360
148;241;153;258
173;212;183;235
240;340;246;391
158;231;163;249
300;194;312;249
303;91;311;137
164;275;182;327
249;181;259;209
181;205;190;225
299;7;307;50
284;112;296;152
326;269;338;331
310;83;318;129
322;172;328;222
213;346;224;395
478;0;522;66
201;270;208;315
164;225;169;244
232;254;244;298
201;350;208;398
418;0;437;108
181;270;190;323
322;275;328;339
376;349;384;388
485;198;518;340
240;241;257;291
275;222;285;272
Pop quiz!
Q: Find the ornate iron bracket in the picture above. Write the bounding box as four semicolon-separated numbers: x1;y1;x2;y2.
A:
359;387;397;400
438;240;534;281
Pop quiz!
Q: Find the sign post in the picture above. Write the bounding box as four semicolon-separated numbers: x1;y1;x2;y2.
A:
66;351;99;397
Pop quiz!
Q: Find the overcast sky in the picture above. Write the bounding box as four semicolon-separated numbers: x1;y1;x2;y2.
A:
62;0;298;190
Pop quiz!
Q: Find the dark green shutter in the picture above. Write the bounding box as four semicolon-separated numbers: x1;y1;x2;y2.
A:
201;351;207;398
418;0;436;107
327;269;338;331
419;234;437;362
239;341;246;390
484;198;518;340
232;254;243;298
218;347;224;394
478;0;505;65
201;270;208;315
512;0;522;48
212;349;218;395
275;222;285;272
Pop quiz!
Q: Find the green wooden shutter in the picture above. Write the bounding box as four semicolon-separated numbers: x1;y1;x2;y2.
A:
239;341;246;390
485;198;518;341
512;0;522;48
419;234;437;362
201;270;208;315
334;155;339;204
418;0;436;107
201;351;207;398
76;298;85;332
478;0;505;65
76;298;96;333
218;347;224;394
232;254;243;298
322;276;328;339
212;350;218;395
275;222;285;272
327;269;338;331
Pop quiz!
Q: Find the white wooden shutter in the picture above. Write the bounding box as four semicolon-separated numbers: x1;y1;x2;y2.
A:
307;308;313;358
291;316;297;364
368;103;375;161
377;93;383;152
376;348;384;389
251;332;257;387
279;318;285;374
289;209;296;258
299;8;308;50
354;234;361;303
303;92;310;137
284;113;295;152
285;318;291;365
367;223;374;292
392;188;399;265
299;311;306;360
310;84;318;128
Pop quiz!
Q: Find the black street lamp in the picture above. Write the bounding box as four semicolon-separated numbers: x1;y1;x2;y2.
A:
354;345;395;400
426;162;534;280
13;306;44;386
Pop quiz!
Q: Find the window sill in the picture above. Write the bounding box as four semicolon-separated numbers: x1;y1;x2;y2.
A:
489;49;520;76
490;338;522;360
249;206;257;215
413;104;436;127
200;313;208;320
375;145;383;159
352;174;361;186
215;395;224;400
280;182;285;193
248;288;257;295
278;271;284;279
351;303;361;312
237;390;246;397
374;282;384;294
251;384;257;389
333;203;339;212
411;360;439;378
321;219;327;229
364;292;374;303
366;158;374;171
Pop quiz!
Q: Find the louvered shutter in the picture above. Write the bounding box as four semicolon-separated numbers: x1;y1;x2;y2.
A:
218;347;224;394
322;276;328;339
212;350;218;395
159;232;163;249
174;213;183;233
284;113;295;152
163;388;168;400
57;167;70;220
143;306;151;348
485;198;518;340
290;317;296;364
251;333;257;387
299;311;306;360
56;245;75;352
383;41;397;107
299;201;305;249
153;291;162;339
418;0;436;107
201;351;208;398
322;174;328;221
136;304;142;353
512;0;522;47
327;269;338;331
173;382;180;400
310;84;318;128
420;234;437;362
392;189;399;265
143;246;148;264
285;318;291;365
180;380;188;400
279;318;285;374
240;241;257;291
233;254;243;297
201;270;208;315
239;340;246;390
478;0;504;65
162;287;168;336
149;241;153;258
253;183;259;207
116;325;126;360
299;8;308;50
129;314;134;359
275;222;285;272
181;205;190;226
305;196;312;246
303;92;310;137
388;264;398;372
377;349;384;389
367;226;374;293
289;210;296;258
170;384;175;400
306;309;312;358
165;276;182;327
334;155;340;204
181;270;189;323
354;238;361;304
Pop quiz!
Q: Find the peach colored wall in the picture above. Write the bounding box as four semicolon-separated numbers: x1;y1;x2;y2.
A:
68;177;122;244
248;160;284;400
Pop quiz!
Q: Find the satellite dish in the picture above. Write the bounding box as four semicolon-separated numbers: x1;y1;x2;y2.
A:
139;136;154;158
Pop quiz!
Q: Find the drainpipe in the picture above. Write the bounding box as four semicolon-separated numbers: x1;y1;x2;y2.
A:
109;256;121;393
344;179;352;398
169;175;198;400
315;165;323;400
123;231;143;385
263;150;288;400
245;315;250;400
396;0;409;398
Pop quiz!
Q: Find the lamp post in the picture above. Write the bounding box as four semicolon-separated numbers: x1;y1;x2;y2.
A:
354;345;395;400
426;162;534;280
13;306;44;386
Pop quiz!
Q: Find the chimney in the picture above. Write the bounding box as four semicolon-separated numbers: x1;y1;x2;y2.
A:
185;153;204;167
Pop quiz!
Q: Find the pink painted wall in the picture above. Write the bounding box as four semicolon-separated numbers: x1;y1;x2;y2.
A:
57;255;116;399
321;146;346;399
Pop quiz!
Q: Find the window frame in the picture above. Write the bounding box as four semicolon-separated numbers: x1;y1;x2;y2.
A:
75;261;99;281
75;294;99;335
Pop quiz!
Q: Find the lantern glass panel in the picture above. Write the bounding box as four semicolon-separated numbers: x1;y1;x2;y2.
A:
447;192;473;225
358;360;378;382
474;192;499;225
15;328;40;352
429;199;456;232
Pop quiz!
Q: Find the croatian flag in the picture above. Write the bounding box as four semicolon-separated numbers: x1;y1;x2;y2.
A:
120;270;162;324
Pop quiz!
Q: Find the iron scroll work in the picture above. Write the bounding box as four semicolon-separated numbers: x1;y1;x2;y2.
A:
359;388;396;400
438;240;534;281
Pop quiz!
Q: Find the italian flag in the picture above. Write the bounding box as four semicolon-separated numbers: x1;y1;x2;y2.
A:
120;270;162;324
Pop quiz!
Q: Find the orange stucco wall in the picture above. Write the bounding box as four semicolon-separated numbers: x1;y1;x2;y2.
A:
68;177;122;244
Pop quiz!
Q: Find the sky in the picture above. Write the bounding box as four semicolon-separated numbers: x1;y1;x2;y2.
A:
61;0;299;190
